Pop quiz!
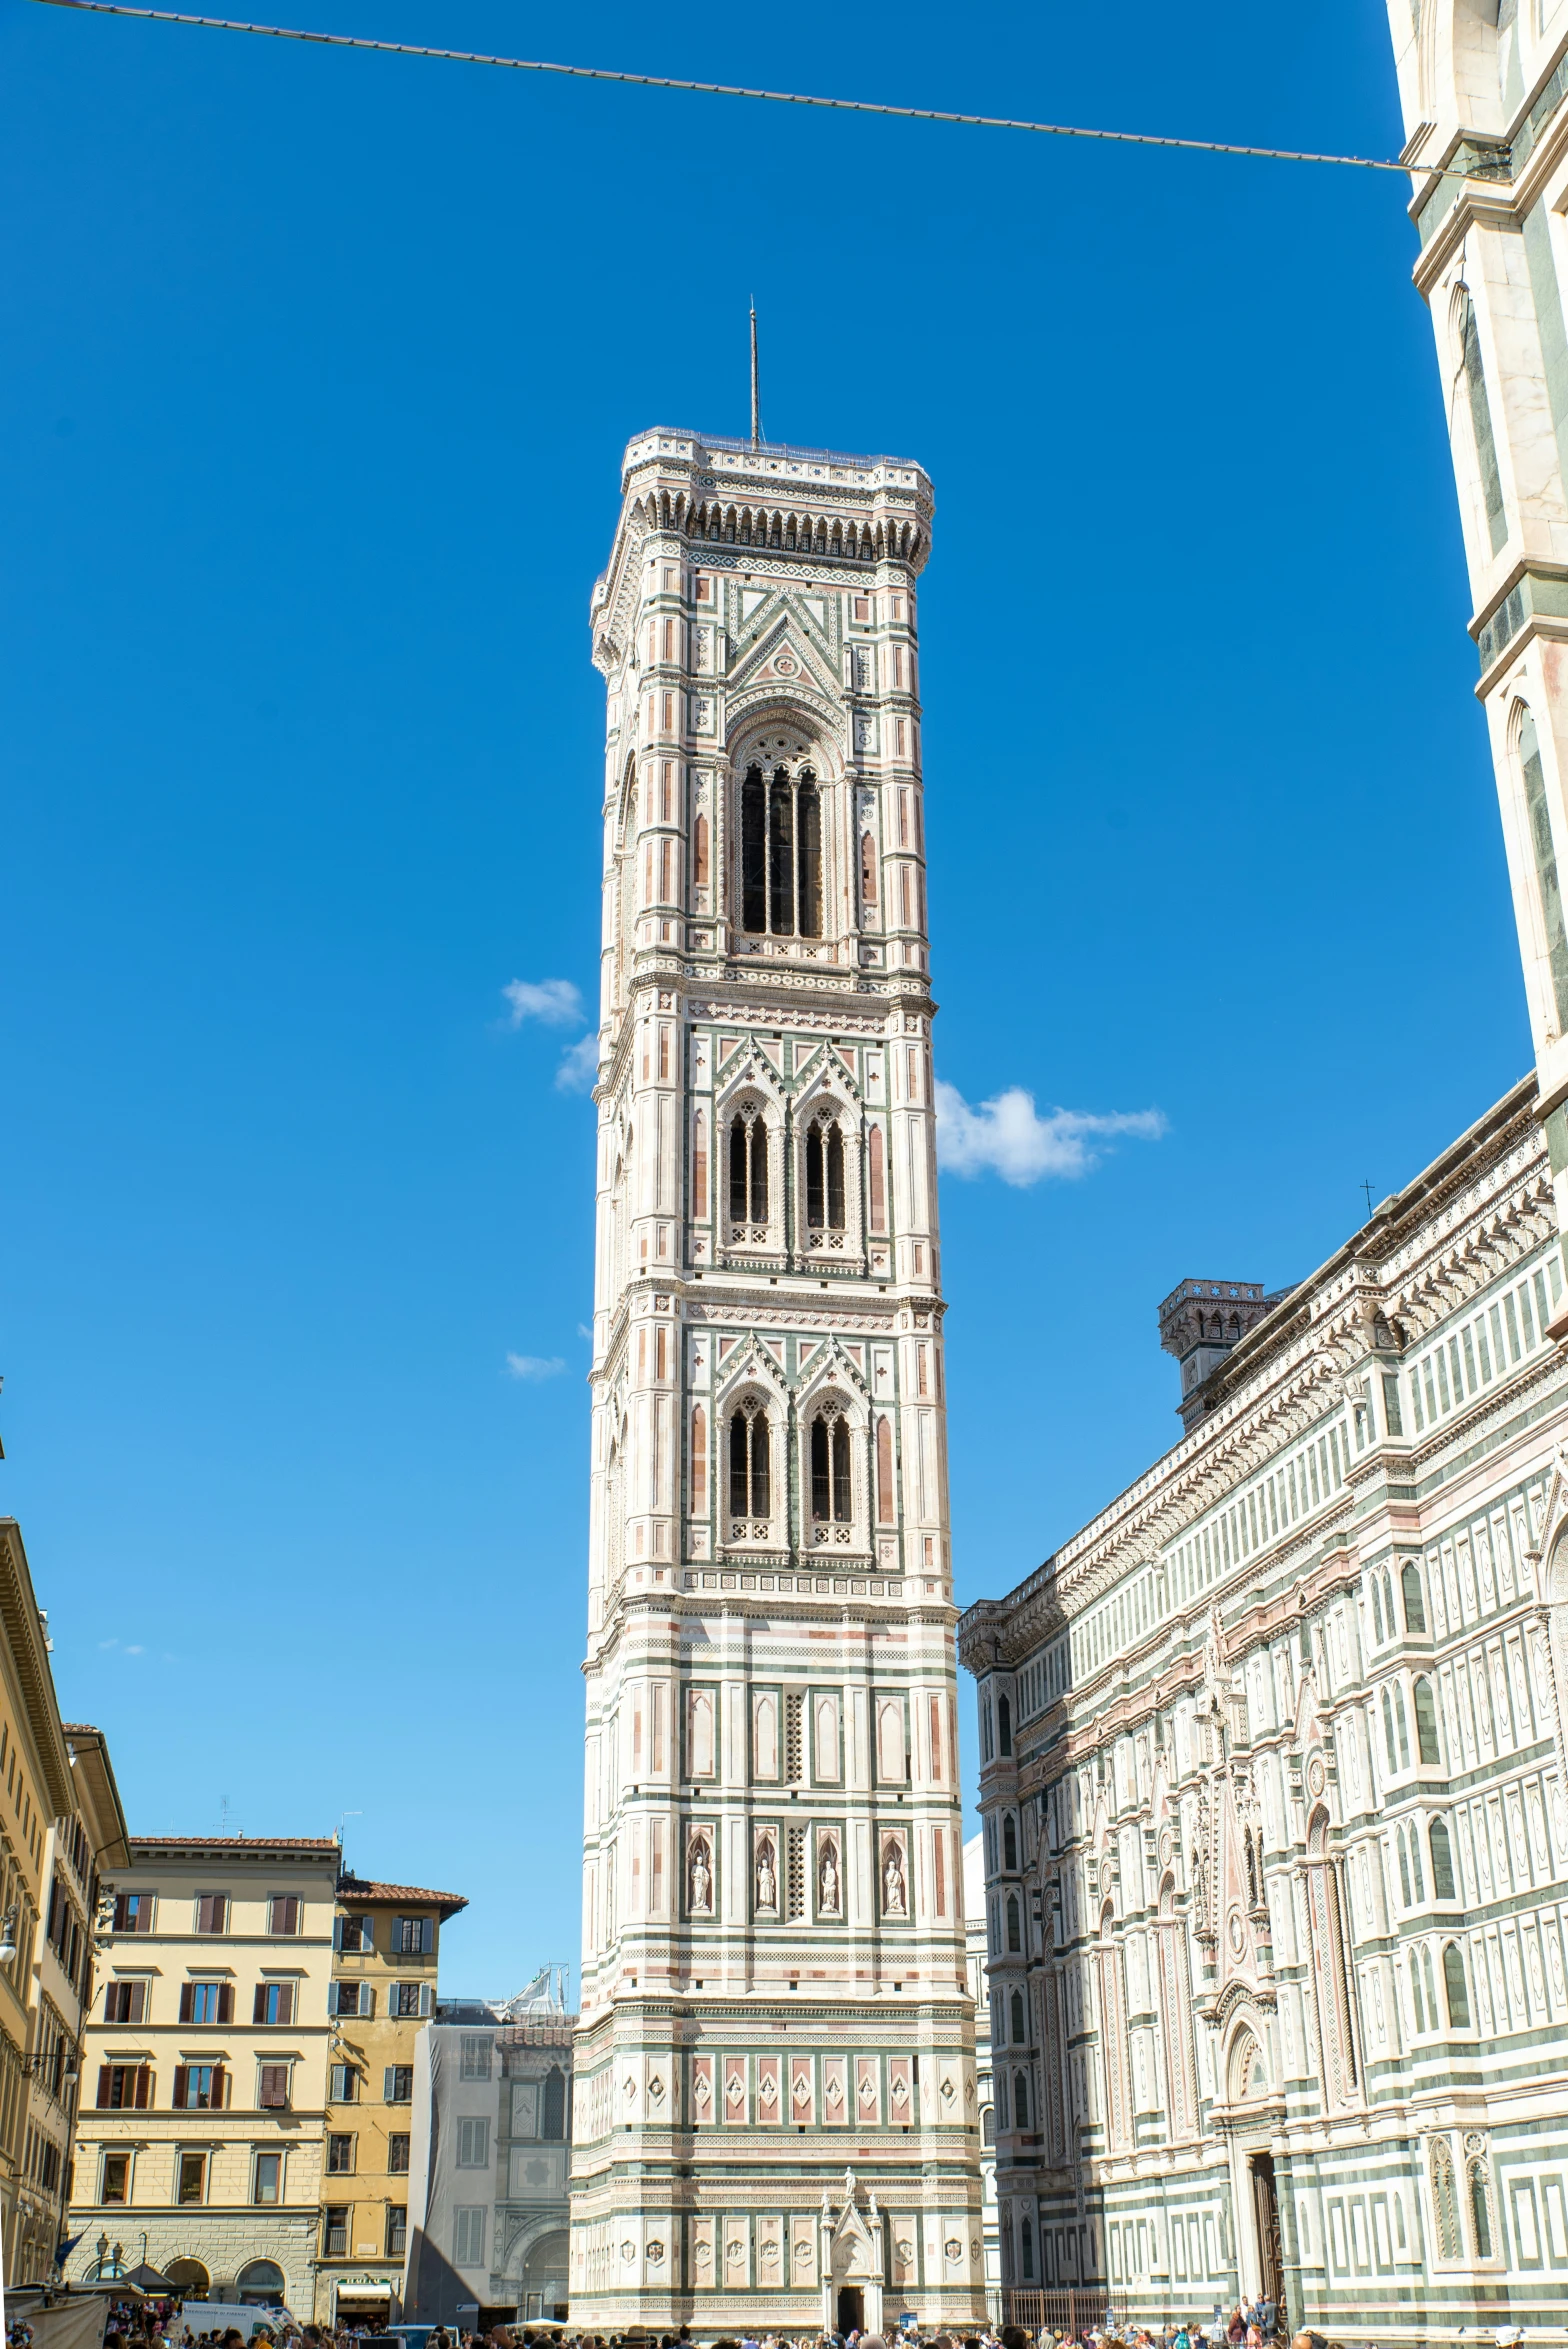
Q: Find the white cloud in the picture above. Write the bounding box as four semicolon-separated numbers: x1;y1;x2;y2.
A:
935;1080;1167;1187
501;977;583;1029
504;1352;566;1382
555;1032;600;1093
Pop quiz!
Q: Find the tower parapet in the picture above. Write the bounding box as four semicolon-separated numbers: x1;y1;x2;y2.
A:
1158;1278;1277;1430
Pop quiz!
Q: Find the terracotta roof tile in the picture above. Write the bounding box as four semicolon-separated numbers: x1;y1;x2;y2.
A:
129;1834;341;1851
337;1874;468;1917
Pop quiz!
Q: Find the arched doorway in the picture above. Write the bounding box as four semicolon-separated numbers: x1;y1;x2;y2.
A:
236;2260;286;2307
166;2261;211;2296
520;2230;569;2321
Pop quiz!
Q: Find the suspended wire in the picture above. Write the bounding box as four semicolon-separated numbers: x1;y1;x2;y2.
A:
29;0;1430;179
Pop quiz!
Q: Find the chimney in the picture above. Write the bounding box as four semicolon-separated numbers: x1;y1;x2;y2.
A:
1158;1279;1276;1432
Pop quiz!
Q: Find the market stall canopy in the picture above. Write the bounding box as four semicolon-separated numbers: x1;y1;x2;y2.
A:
122;2266;179;2294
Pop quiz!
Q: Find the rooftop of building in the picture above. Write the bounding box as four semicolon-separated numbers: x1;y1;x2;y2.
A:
337;1872;467;1918
621;424;930;488
958;1067;1545;1644
128;1833;341;1853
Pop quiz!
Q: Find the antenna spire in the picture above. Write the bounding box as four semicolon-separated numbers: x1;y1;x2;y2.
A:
750;303;762;450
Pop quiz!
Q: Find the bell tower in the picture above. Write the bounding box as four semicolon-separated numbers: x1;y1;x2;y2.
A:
1386;0;1568;1317
568;426;983;2330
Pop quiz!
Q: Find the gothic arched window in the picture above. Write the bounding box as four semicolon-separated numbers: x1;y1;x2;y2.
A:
1444;1942;1471;2030
1517;704;1568;1031
729;1405;771;1520
1013;2070;1030;2131
810;1411;852;1524
1010;1988;1026;2044
690;1406;707;1510
1430;2135;1462;2261
998;1694;1013;1757
738;761;823;937
541;2067;566;2139
1467;2141;1495;2258
860;830;878;909
1006;1894;1021;1954
1414;1677;1441;1765
1397;1828;1412;1909
728;1111;768;1225
1458;290;1508;555
805;1116;845;1231
1371;1575;1385;1643
1003;1814;1018;1872
1430;1817;1456;1900
1402;1560;1427;1634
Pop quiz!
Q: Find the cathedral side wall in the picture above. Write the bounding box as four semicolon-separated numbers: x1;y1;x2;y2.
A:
963;1085;1568;2344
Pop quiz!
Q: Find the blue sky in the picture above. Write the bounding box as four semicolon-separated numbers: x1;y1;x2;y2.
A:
1;0;1523;1992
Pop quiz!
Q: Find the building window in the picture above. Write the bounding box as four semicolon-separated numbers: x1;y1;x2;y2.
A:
383;2064;414;2103
332;1981;370;2018
100;2152;130;2204
253;1982;295;2026
323;2205;349;2257
459;2036;493;2083
1430;1819;1456;1901
1444;1942;1471;2030
728;1111;769;1225
173;2064;224;2111
1458;291;1508;555
1003;1815;1018;1871
454;2207;486;2266
111;1891;153;1935
1400;1560;1427;1634
268;1895;301;1937
388;2132;411;2175
393;1915;432;1955
1414;1678;1441;1765
457;2117;490;2168
729;1404;771;1521
329;2063;358;2103
194;1894;228;1936
337;1914;372;1954
805;1117;845;1232
1007;1895;1021;1954
386;2207;407;2259
738;762;822;937
327;2134;355;2176
179;1981;231;2025
542;2067;566;2139
96;2063;151;2111
177;2152;207;2206
253;2152;282;2206
810;1411;852;1524
389;1982;428;2019
998;1694;1012;1757
258;2065;291;2111
104;1980;146;2024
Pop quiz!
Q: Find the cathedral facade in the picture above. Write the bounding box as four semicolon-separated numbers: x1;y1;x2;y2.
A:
568;429;983;2331
958;4;1568;2337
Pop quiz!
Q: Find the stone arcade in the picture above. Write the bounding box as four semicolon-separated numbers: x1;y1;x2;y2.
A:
567;430;984;2331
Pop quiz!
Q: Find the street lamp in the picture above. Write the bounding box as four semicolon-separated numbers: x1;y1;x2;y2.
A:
0;1905;20;1965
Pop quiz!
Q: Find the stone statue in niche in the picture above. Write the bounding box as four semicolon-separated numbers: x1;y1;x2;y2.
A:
689;1833;713;1915
882;1837;907;1917
756;1834;778;1914
818;1837;841;1916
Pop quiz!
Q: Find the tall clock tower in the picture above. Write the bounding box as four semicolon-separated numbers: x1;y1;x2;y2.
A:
568;427;983;2330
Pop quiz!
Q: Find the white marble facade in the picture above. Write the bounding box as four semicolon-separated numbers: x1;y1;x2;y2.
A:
956;12;1568;2334
568;430;983;2331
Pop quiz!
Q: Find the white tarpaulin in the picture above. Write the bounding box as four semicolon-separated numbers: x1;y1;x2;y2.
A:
25;2301;110;2349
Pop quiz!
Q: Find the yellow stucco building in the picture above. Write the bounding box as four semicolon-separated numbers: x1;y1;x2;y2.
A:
68;1835;342;2311
318;1874;466;2327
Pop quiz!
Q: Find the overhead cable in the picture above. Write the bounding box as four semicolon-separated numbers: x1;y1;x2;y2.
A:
29;0;1426;178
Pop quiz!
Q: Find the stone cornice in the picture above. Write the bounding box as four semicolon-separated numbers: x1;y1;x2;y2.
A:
957;1078;1546;1667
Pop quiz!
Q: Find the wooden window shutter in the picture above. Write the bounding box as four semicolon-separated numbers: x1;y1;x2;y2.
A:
136;2065;152;2110
279;1983;294;2025
96;2065;110;2109
211;2064;225;2109
172;2066;187;2110
253;1985;267;2025
218;1984;233;2024
178;1984;193;2024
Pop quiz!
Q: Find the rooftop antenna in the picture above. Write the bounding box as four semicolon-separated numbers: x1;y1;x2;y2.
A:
750;302;762;450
